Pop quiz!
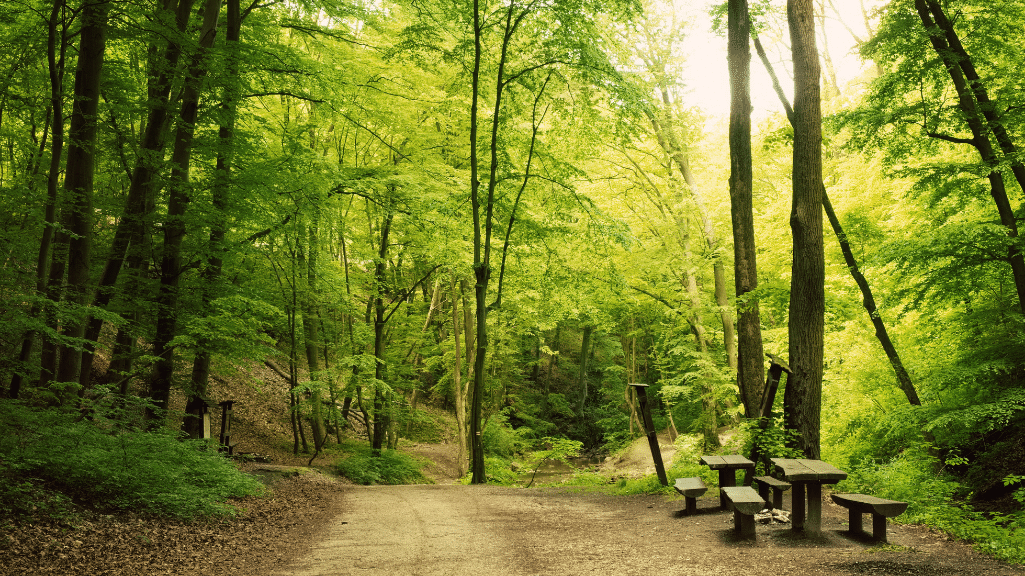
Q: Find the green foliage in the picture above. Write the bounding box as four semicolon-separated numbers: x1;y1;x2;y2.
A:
0;402;264;521
482;413;529;460
334;441;430;485
479;457;523;486
522;437;584;487
403;408;448;444
838;447;1025;564
735;418;803;475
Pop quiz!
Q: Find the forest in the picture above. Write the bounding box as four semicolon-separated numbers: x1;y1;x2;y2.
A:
1;0;1024;563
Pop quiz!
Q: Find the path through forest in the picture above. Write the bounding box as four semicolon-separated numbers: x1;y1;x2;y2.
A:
270;484;1019;576
265;437;1019;576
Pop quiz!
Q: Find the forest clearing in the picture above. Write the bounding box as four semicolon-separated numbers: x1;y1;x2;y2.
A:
2;0;1025;571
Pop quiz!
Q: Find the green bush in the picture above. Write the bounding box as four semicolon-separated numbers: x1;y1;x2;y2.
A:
335;441;430;485
838;447;1025;565
482;456;521;485
0;401;264;521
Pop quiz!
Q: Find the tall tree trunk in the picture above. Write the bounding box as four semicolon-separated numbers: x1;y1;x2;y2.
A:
148;0;221;421
727;0;766;418
752;34;921;406
37;0;70;390
644;108;737;372
302;220;327;451
82;0;195;385
452;274;468;476
577;325;593;416
468;0;489;485
786;0;825;460
10;1;67;396
371;212;393;454
914;0;1025;316
55;0;110;388
680;215;722;449
184;0;241;439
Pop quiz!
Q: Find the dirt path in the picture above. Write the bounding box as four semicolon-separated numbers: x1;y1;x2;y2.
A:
271;484;1018;576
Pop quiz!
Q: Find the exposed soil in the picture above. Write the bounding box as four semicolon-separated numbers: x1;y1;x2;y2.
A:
3;364;1021;576
2;434;1022;576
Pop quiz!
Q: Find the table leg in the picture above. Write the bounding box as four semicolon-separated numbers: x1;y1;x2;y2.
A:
718;469;736;508
792;482;806;531
806;482;822;533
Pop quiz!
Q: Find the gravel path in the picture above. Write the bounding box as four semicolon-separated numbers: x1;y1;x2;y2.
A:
272;484;1021;576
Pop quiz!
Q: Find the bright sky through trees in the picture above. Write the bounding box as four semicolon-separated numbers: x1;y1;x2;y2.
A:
677;0;886;121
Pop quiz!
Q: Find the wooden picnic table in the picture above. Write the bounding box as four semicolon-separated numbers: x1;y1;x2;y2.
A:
700;455;755;508
770;458;847;533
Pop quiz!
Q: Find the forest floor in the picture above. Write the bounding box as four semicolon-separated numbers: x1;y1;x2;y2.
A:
4;430;1022;576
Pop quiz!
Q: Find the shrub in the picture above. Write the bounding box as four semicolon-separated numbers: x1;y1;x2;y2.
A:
335;441;430;485
838;446;1025;565
0;401;264;521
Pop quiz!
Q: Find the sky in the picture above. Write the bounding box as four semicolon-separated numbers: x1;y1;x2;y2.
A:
675;0;887;121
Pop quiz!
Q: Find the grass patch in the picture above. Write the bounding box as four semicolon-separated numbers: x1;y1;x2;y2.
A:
335;441;431;485
0;400;264;522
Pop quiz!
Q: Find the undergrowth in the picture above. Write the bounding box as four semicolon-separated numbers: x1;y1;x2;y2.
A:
0;400;265;522
837;446;1025;565
334;440;431;485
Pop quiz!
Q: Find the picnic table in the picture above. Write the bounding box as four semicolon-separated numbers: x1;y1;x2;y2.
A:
700;455;755;508
770;458;847;533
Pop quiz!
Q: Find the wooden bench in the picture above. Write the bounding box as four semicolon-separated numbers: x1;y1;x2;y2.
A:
752;475;791;510
673;477;708;515
830;493;908;542
721;486;766;538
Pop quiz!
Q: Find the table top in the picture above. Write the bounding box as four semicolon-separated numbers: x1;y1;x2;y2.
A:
770;458;847;483
700;455;755;470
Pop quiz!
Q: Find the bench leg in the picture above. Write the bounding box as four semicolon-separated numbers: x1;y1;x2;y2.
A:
848;509;863;534
792;482;806;531
872;513;888;542
734;511;756;539
718;470;736;508
771;488;784;511
685;496;697;515
805;482;822;533
757;483;771;507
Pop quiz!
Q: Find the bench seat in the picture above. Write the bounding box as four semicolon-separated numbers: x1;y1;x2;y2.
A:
674;477;707;515
831;493;908;542
721;486;766;538
752;475;791;510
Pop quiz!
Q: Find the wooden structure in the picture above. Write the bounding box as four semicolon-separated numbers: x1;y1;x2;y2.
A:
770;458;847;533
752;475;791;511
721;486;767;539
218;400;236;455
700;455;755;508
673;477;708;515
831;493;908;542
630;383;667;486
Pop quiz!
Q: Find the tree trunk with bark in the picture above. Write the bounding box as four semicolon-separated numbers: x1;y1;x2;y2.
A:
54;0;110;389
786;0;825;459
913;0;1025;316
184;0;242;439
82;0;195;385
148;0;221;421
727;0;766;418
752;33;921;406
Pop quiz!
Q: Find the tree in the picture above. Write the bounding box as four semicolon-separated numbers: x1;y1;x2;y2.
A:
786;0;825;459
751;26;921;407
727;0;766;418
910;0;1025;316
461;0;637;483
148;0;222;420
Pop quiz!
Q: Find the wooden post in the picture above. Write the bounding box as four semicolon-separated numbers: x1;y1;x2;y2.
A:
630;383;668;486
219;400;234;455
746;353;792;483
